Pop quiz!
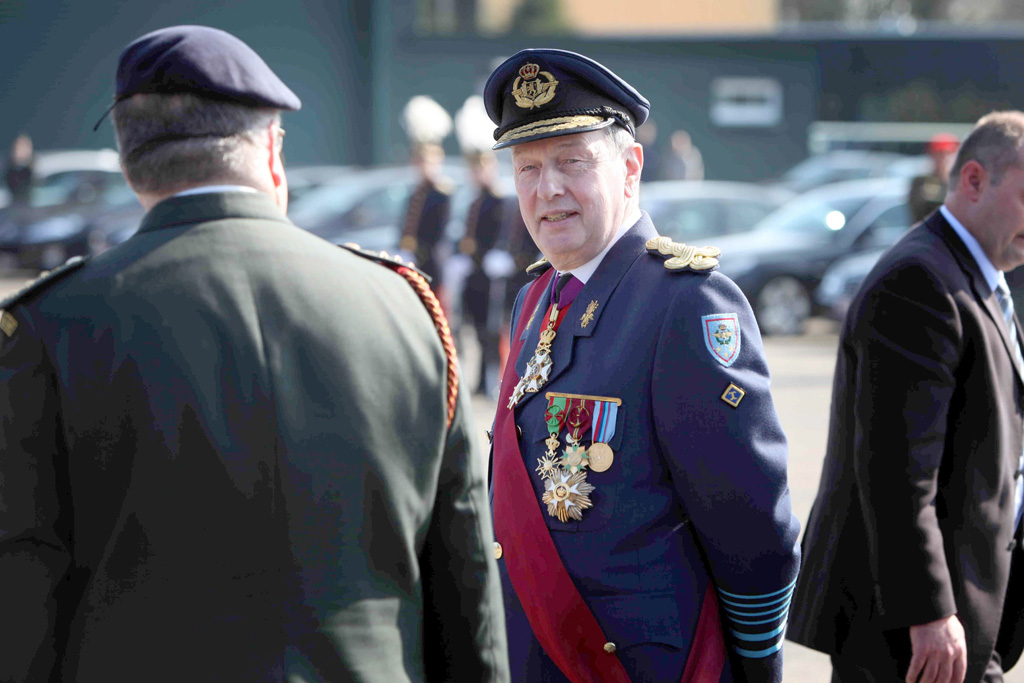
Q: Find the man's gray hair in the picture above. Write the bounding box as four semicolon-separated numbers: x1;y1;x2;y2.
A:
950;111;1024;186
605;124;636;158
112;93;279;194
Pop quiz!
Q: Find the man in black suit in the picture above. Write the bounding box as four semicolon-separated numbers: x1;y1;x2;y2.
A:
0;25;508;683
789;111;1024;682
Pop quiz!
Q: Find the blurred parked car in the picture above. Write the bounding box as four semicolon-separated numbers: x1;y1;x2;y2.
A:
287;162;513;253
815;246;889;321
286;164;354;206
0;149;145;270
640;181;794;243
714;178;913;335
772;150;916;194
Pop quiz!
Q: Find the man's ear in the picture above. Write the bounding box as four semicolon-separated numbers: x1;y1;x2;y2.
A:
624;142;643;199
957;159;986;202
267;123;288;211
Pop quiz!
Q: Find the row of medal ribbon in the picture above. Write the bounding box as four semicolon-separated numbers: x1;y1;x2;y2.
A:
536;392;619;523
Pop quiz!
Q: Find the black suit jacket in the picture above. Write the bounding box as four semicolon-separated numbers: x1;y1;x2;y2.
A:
788;211;1024;681
0;192;508;682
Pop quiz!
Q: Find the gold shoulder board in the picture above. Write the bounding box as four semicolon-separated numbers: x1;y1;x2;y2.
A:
338;243;432;282
0;255;88;312
645;236;720;272
525;257;551;275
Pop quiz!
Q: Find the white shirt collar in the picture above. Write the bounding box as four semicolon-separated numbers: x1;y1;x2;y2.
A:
172;185;259;198
561;207;642;284
939;205;1001;294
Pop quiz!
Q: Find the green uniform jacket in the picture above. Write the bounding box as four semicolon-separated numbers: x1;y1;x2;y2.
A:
0;192;509;683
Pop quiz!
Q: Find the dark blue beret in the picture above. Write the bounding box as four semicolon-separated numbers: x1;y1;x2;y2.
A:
115;25;300;111
483;48;649;150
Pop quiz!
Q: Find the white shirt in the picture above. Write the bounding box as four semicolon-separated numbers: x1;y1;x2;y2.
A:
172;185;259;198
561;207;643;285
940;204;1000;295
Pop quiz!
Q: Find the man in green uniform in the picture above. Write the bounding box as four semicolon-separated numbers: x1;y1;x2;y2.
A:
0;25;508;683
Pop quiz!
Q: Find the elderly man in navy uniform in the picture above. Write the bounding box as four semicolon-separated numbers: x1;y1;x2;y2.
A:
485;49;801;682
0;26;508;683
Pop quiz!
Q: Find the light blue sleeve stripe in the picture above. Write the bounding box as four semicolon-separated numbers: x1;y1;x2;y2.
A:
718;577;797;601
721;604;789;618
727;609;789;626
734;640;784;659
729;622;787;642
718;590;793;609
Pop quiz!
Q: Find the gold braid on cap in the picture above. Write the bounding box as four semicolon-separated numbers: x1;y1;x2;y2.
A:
496;115;606;145
395;266;460;429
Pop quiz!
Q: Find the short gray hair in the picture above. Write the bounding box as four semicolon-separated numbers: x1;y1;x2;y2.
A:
112;93;278;194
950;111;1024;186
604;124;636;158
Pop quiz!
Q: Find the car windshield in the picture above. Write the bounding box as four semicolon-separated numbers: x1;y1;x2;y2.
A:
642;196;726;241
288;180;397;228
753;194;871;236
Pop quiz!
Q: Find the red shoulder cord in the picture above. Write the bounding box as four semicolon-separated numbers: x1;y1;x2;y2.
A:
395;266;459;430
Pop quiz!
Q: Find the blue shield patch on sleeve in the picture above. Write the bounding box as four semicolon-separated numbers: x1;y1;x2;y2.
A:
702;313;741;367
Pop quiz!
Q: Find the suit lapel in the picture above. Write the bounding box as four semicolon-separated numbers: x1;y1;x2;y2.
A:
513;214;656;412
930;214;1024;386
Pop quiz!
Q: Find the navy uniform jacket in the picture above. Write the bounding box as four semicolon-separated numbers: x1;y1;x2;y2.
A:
462;187;505;328
494;214;801;682
400;179;451;280
788;212;1024;681
0;192;508;683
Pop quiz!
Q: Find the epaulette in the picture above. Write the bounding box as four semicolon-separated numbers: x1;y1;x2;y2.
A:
337;242;458;430
339;243;431;283
0;255;87;313
525;257;551;277
645;236;720;273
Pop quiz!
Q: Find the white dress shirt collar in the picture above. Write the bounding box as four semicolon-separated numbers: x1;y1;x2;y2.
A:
172;185;259;198
940;204;1001;294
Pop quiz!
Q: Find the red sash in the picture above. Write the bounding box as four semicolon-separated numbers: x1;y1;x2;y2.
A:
493;269;726;683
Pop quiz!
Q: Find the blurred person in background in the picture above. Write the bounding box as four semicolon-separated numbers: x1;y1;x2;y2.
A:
789;111;1024;683
659;128;705;181
909;132;960;223
399;95;454;282
486;48;800;682
5;133;34;204
637;118;661;181
454;95;506;395
0;25;508;683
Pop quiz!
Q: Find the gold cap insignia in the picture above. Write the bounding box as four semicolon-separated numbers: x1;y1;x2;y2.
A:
512;63;558;110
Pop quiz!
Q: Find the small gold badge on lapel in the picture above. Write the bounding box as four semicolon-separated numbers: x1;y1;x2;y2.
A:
580;300;598;328
0;311;16;338
512;63;558;110
721;383;746;408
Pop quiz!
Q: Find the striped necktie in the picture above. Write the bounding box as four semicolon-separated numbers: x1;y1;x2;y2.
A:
995;278;1024;532
996;278;1024;370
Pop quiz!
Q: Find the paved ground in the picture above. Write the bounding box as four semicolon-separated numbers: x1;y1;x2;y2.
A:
3;269;1022;681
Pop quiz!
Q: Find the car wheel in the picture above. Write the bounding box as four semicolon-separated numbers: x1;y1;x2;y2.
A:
755;276;811;336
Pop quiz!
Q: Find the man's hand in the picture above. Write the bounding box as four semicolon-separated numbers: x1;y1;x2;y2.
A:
906;615;967;683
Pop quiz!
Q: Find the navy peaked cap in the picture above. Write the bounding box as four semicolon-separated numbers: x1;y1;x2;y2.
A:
483;48;649;150
115;25;301;110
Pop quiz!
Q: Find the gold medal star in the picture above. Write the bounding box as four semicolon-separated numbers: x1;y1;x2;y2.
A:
536;454;559;480
542;470;595;522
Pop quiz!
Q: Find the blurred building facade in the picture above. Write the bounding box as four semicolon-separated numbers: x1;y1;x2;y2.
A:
3;0;1024;181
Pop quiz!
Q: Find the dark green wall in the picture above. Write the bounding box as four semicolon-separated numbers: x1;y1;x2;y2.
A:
0;0;373;165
